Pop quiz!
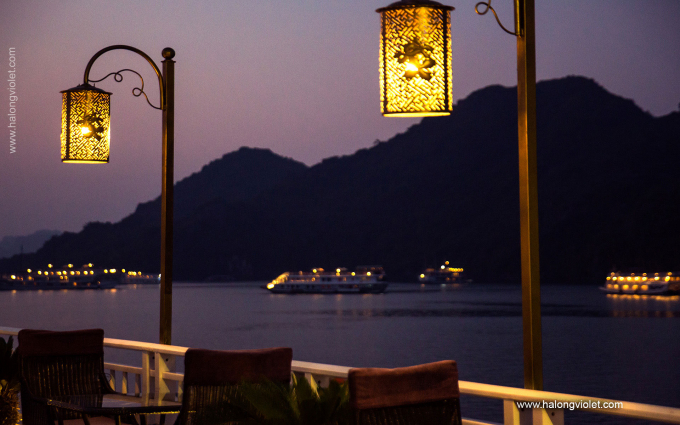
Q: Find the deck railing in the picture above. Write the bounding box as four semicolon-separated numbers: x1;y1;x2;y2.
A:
2;326;679;425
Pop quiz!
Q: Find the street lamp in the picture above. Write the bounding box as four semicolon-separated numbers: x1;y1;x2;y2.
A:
377;0;454;117
61;45;176;345
378;0;543;390
60;84;111;163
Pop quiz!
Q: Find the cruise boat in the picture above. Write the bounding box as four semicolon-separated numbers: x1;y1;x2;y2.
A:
418;262;466;283
600;271;680;295
266;267;387;294
0;264;158;290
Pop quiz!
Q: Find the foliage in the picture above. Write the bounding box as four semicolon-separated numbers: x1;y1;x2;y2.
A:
0;336;20;425
210;374;350;425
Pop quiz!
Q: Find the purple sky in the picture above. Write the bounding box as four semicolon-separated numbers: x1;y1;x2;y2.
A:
0;0;679;241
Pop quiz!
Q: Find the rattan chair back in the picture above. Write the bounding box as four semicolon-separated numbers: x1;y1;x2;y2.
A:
177;347;293;425
17;328;111;425
348;360;462;425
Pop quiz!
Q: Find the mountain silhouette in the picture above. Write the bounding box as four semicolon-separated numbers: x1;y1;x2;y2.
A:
2;76;678;283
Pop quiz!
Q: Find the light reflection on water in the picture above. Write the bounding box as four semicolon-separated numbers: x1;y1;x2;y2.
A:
1;283;678;424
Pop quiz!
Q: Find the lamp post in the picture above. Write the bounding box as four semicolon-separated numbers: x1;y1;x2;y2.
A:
61;45;175;345
378;0;542;390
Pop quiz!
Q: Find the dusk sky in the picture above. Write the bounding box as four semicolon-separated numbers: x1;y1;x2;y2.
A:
0;0;679;242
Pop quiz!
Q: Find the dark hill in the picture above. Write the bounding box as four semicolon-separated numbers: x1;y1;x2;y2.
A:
3;76;679;283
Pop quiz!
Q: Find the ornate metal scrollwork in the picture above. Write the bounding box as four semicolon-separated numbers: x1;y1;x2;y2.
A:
88;69;162;110
475;0;518;36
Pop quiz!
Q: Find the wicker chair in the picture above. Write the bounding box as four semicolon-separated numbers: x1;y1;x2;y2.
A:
348;360;462;425
17;328;115;425
175;347;293;425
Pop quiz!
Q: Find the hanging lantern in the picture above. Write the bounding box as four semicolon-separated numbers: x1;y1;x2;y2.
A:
377;0;454;117
61;84;111;163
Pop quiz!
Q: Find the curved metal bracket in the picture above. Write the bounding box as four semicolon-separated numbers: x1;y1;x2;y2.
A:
88;69;162;110
83;45;166;110
475;0;519;36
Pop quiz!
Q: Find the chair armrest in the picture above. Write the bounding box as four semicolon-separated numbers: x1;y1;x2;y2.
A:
18;383;59;424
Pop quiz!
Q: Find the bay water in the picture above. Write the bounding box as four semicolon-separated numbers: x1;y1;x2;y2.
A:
2;283;679;424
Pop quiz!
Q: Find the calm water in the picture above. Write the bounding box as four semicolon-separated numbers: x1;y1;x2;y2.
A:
2;283;679;424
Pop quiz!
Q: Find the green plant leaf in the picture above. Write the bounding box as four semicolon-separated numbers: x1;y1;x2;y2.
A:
218;374;350;425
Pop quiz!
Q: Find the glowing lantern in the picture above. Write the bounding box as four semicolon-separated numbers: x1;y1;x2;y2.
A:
61;84;111;163
377;0;454;116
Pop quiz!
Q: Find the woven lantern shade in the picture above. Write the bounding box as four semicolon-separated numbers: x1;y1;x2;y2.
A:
61;84;111;163
377;0;454;117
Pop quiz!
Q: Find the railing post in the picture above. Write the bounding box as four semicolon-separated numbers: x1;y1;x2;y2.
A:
504;400;520;425
109;370;116;392
122;372;129;395
154;351;177;401
142;351;152;395
177;377;184;403
532;409;564;425
304;372;313;385
135;373;142;396
505;400;533;425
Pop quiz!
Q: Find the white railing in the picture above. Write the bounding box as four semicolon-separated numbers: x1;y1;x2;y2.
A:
2;326;679;425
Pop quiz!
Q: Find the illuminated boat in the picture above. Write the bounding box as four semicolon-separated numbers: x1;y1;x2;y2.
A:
0;264;157;290
418;262;466;283
600;272;680;295
266;267;387;294
121;271;160;285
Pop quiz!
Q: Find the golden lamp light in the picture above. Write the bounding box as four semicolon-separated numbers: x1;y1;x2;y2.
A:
60;84;111;163
377;0;454;117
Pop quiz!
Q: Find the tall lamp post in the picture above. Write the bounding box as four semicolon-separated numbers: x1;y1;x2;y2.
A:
378;0;542;390
60;45;175;345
